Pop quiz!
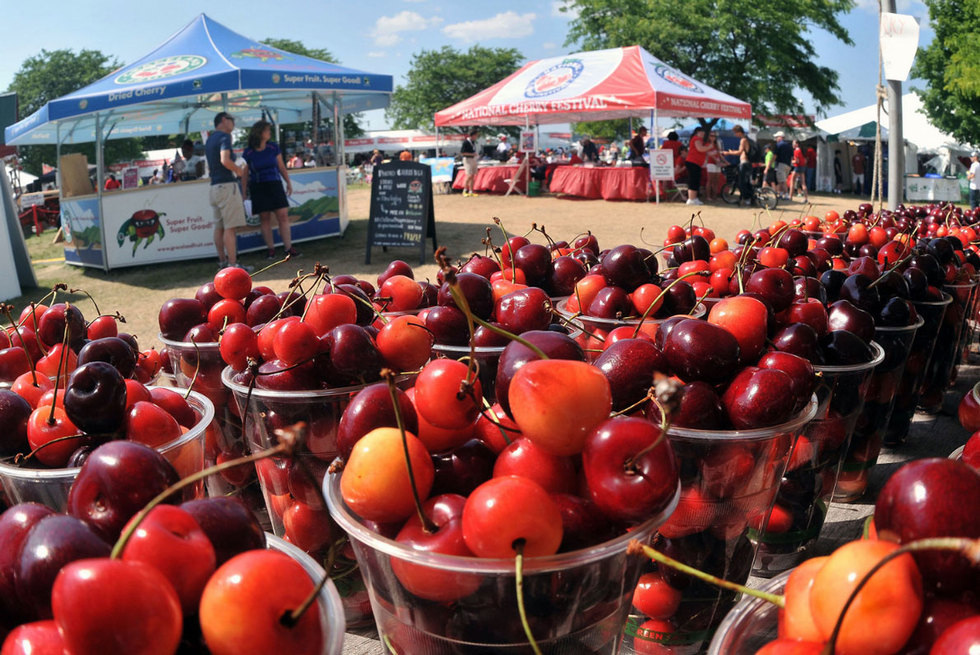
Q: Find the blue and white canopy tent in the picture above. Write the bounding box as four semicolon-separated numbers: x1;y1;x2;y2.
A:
4;14;392;270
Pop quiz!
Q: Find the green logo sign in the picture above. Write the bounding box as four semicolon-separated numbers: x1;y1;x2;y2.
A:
115;55;207;85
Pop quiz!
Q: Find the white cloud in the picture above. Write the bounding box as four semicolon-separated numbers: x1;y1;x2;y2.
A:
855;0;925;13
442;11;536;42
542;41;558;50
367;51;386;58
371;11;443;47
551;0;579;19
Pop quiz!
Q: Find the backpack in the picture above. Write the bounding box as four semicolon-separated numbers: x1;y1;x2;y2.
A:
747;138;763;164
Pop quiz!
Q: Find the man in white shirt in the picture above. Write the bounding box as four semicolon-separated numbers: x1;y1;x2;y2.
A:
496;135;509;161
968;151;979;210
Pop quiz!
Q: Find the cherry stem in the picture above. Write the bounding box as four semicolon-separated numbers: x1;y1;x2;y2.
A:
251;252;292;278
68;288;100;317
513;540;544;655
15;433;89;464
479;398;518;446
109;436;297;559
551;310;603;343
183;339;203;401
491;216;518;281
298;274;325;323
382;369;438;534
627;541;786;609
281;571;330;629
632;271;703;338
820;537;980;655
49;306;72;426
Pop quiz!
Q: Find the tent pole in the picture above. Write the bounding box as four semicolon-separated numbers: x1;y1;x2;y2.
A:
94;112;108;272
274;109;281;144
435;125;440;157
55;124;61;191
653;109;659;205
333;92;344;166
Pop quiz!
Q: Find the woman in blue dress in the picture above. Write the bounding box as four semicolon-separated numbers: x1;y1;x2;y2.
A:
242;120;299;259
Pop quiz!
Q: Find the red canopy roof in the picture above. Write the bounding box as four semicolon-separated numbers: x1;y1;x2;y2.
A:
435;46;751;127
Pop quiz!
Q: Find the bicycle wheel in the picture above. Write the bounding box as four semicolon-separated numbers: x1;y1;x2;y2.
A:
756;187;778;210
720;183;740;205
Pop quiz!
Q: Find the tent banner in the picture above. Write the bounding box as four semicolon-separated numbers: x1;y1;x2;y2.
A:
881;13;919;81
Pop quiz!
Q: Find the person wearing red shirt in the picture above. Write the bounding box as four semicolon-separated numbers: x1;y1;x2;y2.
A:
104;174;121;190
685;127;713;205
661;131;683;163
790;140;809;203
805;146;817;191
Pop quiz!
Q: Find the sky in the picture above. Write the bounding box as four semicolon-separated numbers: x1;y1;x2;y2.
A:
0;0;934;133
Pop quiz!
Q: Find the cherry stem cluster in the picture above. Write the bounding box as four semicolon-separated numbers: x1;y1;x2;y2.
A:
1;304;37;384
49;306;73;426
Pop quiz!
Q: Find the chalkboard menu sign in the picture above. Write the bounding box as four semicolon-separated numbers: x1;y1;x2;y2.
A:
366;161;437;265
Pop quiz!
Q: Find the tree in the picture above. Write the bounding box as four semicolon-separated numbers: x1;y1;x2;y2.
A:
561;0;854;122
387;46;524;133
262;38;363;138
912;0;980;145
7;48;144;176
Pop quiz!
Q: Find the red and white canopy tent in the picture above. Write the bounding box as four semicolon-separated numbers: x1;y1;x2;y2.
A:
434;45;751;128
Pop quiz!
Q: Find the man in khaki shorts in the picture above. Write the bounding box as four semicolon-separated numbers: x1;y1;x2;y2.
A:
206;111;251;270
460;128;479;197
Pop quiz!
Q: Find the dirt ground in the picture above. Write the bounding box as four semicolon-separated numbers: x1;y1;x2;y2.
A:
15;187;871;351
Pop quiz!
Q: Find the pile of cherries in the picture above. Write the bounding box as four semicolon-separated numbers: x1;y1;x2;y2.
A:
0;438;329;654
0;298;178;476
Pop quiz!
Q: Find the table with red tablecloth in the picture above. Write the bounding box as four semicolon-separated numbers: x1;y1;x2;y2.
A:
549;166;658;201
452;165;526;194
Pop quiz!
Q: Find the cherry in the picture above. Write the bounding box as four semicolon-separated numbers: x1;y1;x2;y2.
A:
552;493;614;551
495;329;584;417
63;361;127;435
378;259;415;286
461;475;562;558
745;268;796;312
120;505;216;614
779;555;826;642
157;298;206;341
582;417;678;523
430;438;496;497
27;405;84;468
380;274;424;312
930;616;980;655
495;287;553;334
336;382;419;458
323;323;383;385
633;571;682;620
549;255;587;296
390;493;479;601
199;549;324;655
827;299;875;343
413;359;482;431
509;359;612;456
67;440;180;542
272;319;319;366
245;293;281;326
207;298;246;332
874;458;980;594
214;266;252;300
16;514;111;620
219;322;259;371
459;254;500;280
772;323;820;361
493;437;577;494
708;295;769;364
376;315;433;372
36;303;86;350
424;305;469;346
662;318;740;385
810;539;922;655
0;346;31;383
180;497;265;566
721;367;797;430
340;426;434;523
335;283;375;326
438;273;494;320
126;400;182;448
52;558;182;655
602;244;652;291
0;619;68;654
512;243;552;286
0;390;32;457
282;501;332;552
594;338;668;411
0;503;55;626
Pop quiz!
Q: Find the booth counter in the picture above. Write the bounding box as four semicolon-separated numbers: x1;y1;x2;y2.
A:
61;166;347;269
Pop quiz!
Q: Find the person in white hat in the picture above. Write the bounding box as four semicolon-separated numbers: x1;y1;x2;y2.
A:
968;151;980;210
496;134;510;161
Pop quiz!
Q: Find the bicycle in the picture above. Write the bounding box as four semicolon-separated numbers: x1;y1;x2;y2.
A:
720;164;778;210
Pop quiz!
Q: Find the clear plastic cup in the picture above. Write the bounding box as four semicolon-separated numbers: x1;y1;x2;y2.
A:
884;293;951;447
159;334;268;525
0;387;213;512
266;533;347;655
222;367;396;629
706;571;788;655
919;280;977;413
621;397;817;654
324;469;680;654
836;318;923;502
752;343;884;574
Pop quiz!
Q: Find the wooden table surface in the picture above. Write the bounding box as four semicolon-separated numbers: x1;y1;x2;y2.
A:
339;361;978;654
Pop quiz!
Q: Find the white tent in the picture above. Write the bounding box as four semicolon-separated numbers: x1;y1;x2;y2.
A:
816;93;974;175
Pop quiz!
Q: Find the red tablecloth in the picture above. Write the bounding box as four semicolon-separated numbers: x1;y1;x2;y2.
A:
452;165;526;194
549;166;653;201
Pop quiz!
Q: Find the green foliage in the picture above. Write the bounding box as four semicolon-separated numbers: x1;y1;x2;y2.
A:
912;0;980;145
574;119;631;142
7;48;144;175
262;37;363;138
562;0;854;120
388;46;524;132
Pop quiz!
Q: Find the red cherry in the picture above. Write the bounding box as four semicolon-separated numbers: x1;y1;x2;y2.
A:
304;293;357;337
708;295;768;364
120;505;216;614
632;571;681;619
461;475;562;558
126;401;182;448
86;315;118;340
272;320;318;366
413;359;483;431
213;267;252;300
27;405;81;467
219;322;259;371
376;315;433;372
207;299;246;332
492;438;577;494
0;620;67;655
198;550;324;655
52;558;182;655
282;501;332;553
930;616;980;655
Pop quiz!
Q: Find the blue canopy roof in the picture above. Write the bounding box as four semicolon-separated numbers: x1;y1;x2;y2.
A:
5;14;392;145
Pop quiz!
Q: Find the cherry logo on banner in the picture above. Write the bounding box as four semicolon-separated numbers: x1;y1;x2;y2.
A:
653;64;704;94
525;60;585;98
